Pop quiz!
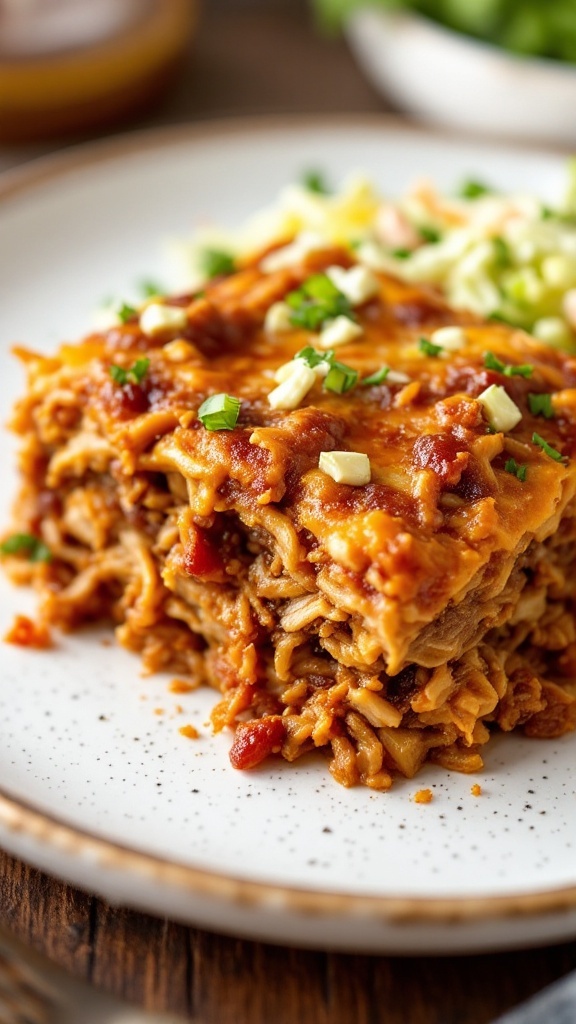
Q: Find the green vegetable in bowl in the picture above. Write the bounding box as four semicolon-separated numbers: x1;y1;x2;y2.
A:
313;0;576;64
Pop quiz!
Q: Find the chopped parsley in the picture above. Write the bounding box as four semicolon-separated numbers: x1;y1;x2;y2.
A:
419;337;442;358
200;248;236;279
532;432;565;462
484;351;533;378
528;393;554;418
419;226;442;244
302;170;330;195
392;248;412;260
504;458;527;482
459;179;492;200
286;273;353;331
361;366;390;386
294;345;334;368
0;533;51;562
117;302;137;323
324;360;358;394
198;393;241;430
138;279;164;298
110;358;150;386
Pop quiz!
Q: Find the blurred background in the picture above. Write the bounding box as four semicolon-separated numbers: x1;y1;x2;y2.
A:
0;0;383;171
2;0;576;176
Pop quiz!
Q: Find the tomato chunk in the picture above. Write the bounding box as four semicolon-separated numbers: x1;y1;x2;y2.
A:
229;717;285;770
182;523;225;579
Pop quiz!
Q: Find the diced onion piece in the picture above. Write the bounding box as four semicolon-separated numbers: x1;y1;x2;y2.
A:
430;326;466;352
541;254;576;290
140;303;188;337
387;369;411;384
260;231;327;273
319;450;371;486
264;301;293;335
533;316;572;349
318;315;363;349
563;289;576;330
325;264;380;305
163;339;196;362
267;362;316;409
274;357;304;383
477;384;522;432
92;307;122;330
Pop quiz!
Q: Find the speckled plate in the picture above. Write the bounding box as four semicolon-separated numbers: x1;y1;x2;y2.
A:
1;118;576;954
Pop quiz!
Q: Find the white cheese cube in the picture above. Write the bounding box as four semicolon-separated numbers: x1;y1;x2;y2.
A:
326;264;380;305
386;370;411;384
92;307;122;330
267;362;316;410
139;303;188;337
477;384;522;433
274;357;330;383
264;301;293;335
319;450;371;486
318;316;363;349
430;326;467;352
260;231;327;273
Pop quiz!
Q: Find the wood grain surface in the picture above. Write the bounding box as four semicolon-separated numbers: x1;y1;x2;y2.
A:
2;849;576;1024
2;3;576;1022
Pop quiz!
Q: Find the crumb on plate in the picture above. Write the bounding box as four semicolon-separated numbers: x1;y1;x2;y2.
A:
413;788;433;804
4;613;52;649
179;724;200;740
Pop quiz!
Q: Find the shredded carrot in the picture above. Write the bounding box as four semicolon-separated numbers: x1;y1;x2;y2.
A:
4;614;52;649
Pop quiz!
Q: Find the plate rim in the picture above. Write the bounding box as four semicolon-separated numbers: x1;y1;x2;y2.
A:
1;114;575;928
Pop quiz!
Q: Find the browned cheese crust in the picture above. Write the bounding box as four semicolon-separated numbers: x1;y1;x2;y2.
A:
5;243;576;788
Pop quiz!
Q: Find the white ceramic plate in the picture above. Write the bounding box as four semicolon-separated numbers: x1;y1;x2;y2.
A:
1;118;576;954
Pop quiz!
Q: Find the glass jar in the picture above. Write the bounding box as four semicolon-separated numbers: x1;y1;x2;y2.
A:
0;0;198;141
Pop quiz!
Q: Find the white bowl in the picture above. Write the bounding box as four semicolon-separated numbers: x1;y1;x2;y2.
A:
346;8;576;144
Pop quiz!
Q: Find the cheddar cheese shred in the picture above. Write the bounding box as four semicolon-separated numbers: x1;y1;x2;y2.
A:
4;238;576;789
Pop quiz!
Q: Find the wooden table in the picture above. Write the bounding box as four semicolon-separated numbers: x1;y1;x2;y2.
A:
2;3;576;1021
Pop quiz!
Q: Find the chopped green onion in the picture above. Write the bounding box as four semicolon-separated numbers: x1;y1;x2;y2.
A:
392;248;412;260
488;311;516;327
541;205;555;221
419;226;442;244
532;432;565;461
294;345;334;368
528;393;554;418
323;360;358;394
492;237;511;268
483;351;534;378
504;458;527;482
198;393;241;430
286;273;353;331
419;337;442;357
117;302;137;323
200;248;236;279
459;179;492;200
109;358;150;386
302;170;330;195
138;279;164;298
0;533;51;562
361;366;390;386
